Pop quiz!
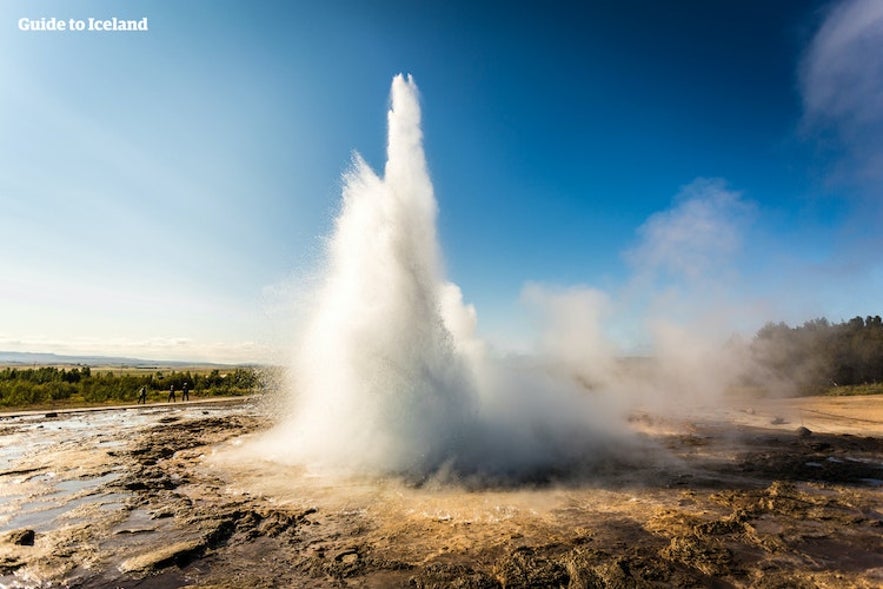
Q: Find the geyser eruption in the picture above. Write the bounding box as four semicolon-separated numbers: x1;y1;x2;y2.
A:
264;75;628;479
276;75;477;474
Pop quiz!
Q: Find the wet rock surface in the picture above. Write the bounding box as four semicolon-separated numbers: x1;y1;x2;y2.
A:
0;396;881;587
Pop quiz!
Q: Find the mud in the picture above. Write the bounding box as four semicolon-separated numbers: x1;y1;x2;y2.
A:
1;396;882;588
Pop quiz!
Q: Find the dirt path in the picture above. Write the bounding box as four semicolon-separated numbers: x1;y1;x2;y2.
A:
1;395;882;587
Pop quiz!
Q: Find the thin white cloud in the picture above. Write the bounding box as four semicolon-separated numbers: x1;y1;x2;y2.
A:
0;334;270;364
625;178;754;283
801;0;883;185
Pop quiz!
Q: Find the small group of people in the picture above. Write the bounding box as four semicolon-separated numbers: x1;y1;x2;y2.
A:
136;381;190;404
167;382;189;403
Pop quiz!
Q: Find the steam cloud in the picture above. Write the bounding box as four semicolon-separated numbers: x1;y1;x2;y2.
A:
523;179;758;415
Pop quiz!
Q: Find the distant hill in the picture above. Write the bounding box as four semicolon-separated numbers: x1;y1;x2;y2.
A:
0;351;240;368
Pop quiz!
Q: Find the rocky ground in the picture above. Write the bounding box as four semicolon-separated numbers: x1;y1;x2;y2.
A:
1;395;882;588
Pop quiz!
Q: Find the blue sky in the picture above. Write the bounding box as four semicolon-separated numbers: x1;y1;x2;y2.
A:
1;0;881;362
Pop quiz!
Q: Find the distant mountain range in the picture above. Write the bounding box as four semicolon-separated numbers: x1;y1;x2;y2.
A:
0;351;242;368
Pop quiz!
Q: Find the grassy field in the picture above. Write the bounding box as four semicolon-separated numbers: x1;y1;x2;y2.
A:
0;365;267;411
822;382;883;396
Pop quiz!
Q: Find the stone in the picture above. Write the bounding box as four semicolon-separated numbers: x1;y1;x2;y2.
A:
7;529;35;546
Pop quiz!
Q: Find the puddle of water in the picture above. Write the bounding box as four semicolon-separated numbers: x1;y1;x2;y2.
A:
11;410;153;437
0;472;124;532
4;501;79;531
0;493;25;505
845;456;883;468
54;472;119;494
0;435;54;473
100;507;182;557
111;507;161;534
2;491;128;532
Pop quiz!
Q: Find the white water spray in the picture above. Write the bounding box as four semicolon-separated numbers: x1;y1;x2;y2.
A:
269;75;477;474
262;75;631;479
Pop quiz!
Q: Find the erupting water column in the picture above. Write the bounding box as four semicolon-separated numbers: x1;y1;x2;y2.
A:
278;75;477;475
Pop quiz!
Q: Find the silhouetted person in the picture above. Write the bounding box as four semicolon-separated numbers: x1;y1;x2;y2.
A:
168;384;176;403
137;386;147;404
182;381;189;402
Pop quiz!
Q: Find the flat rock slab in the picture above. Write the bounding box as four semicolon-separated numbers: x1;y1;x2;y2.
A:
119;538;204;573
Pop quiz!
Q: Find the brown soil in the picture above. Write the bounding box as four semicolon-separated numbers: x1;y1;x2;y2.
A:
1;396;882;588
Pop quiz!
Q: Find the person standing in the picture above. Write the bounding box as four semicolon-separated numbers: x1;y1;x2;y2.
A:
137;386;147;404
168;384;176;403
182;381;189;402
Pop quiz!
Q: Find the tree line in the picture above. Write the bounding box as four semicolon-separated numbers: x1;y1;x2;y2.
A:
750;315;883;393
0;366;261;407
